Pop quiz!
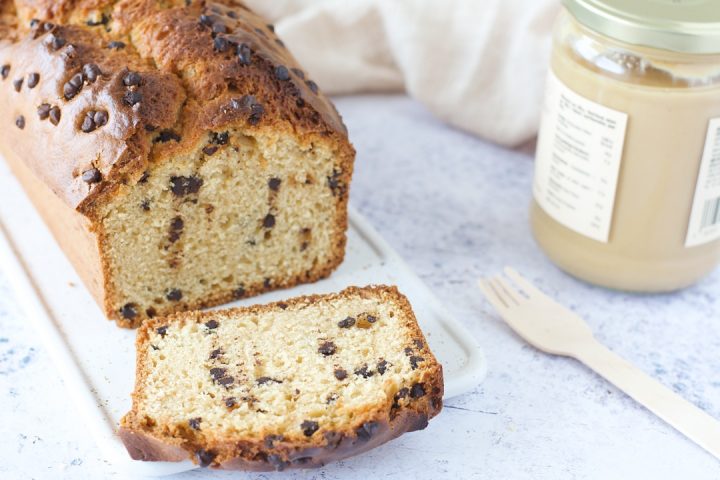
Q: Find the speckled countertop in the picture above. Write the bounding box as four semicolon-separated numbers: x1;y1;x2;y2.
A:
1;95;719;479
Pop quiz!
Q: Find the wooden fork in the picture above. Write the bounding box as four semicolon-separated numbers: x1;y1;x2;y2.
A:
478;267;720;461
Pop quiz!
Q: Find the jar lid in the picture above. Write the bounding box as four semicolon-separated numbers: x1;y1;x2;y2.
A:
563;0;720;54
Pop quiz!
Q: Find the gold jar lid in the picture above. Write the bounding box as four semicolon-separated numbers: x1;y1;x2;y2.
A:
563;0;720;54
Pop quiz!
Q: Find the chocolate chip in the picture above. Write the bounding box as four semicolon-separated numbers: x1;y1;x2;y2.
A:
86;14;110;27
49;106;61;125
166;288;182;301
275;65;290;81
64;73;84;99
82;63;102;82
120;303;137;319
404;347;413;356
264;278;271;288
306;80;319;94
232;285;245;298
150;344;159;350
13;78;22;92
107;41;125;50
377;359;388;375
334;368;347;380
209;367;226;379
154;130;181;143
409;356;424;370
195;449;216;468
366;315;377;324
290;68;305;80
224;397;236;408
257;377;282;385
237;43;251;65
275;39;285;48
30;18;39;28
170;176;203;196
94;110;108;127
211;131;229;145
81;168;102;183
356;421;379;441
37;103;51;120
263;214;275;229
218;376;234;386
81;114;96;133
123;90;142;106
199;14;213;27
414;339;424;349
169;216;184;242
139;171;149;183
264;434;284;449
48;34;66;50
146;307;157;318
354;365;374;378
337;317;355;328
186;417;202;430
27;73;39;88
300;420;319;437
410;383;426;398
42;22;55;32
156;326;168;337
267;24;275;33
202;145;218;156
213;36;229;52
268;177;281;191
205;319;219;329
209;348;223;360
0;65;9;79
123;71;141;87
15;116;24;129
318;341;336;356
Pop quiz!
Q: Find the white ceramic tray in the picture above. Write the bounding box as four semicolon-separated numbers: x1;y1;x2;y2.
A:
0;156;486;476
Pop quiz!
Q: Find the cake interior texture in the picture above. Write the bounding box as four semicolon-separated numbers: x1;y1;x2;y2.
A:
100;129;347;326
121;286;443;469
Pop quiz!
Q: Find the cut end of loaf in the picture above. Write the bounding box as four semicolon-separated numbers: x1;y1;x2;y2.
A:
120;285;444;471
99;128;351;327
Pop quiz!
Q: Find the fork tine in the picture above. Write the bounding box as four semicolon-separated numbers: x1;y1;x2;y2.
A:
490;276;524;306
477;279;510;312
504;267;544;299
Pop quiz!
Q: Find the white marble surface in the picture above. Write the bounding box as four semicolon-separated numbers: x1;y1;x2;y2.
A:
2;95;720;479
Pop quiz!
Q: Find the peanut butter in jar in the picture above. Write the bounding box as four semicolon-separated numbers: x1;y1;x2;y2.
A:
532;0;720;292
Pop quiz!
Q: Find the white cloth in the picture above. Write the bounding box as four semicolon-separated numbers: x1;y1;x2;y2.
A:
244;0;560;147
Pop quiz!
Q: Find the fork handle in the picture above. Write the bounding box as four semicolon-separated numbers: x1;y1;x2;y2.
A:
575;340;720;461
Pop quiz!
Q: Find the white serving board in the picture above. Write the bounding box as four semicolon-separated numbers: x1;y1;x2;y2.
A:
0;156;486;477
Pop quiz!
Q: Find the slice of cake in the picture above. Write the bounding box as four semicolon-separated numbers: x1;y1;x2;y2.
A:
119;286;444;470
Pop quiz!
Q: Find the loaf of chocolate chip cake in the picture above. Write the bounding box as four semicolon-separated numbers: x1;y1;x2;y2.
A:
119;286;444;470
0;0;354;327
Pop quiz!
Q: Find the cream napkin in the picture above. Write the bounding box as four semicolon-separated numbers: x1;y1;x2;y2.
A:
244;0;560;147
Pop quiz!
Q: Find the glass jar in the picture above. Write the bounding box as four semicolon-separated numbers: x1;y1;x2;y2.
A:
531;0;720;292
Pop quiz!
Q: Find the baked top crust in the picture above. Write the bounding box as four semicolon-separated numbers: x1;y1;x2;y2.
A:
0;0;350;216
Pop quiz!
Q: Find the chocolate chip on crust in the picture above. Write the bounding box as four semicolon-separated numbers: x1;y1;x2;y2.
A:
202;145;218;156
410;383;426;398
232;285;246;298
123;90;142;106
306;80;319;94
195;449;217;468
27;73;39;88
318;341;337;356
300;420;319;437
47;34;66;50
120;303;137;320
213;36;229;52
356;421;380;441
205;319;219;330
154;130;181;143
275;65;290;81
123;71;141;87
264;434;284;449
81;168;102;183
82;63;102;82
237;43;252;65
188;417;202;430
156;326;168;337
409;356;425;370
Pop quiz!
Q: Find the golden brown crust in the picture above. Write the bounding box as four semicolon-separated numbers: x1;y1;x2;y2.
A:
0;0;351;216
120;285;444;470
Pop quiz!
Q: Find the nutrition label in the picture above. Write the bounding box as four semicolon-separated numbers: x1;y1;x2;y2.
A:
533;71;628;243
686;118;720;247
